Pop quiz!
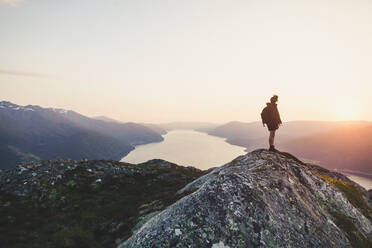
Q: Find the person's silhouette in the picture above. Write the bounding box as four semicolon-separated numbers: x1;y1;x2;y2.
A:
261;95;282;152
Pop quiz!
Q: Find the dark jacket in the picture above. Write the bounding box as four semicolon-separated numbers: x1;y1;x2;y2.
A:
265;102;282;125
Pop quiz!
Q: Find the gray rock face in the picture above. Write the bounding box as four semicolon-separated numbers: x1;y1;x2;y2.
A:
119;149;372;248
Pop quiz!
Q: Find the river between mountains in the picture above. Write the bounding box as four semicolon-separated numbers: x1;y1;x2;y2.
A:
121;129;372;190
121;129;246;170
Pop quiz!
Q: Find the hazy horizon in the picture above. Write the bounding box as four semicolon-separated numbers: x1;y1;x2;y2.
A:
1;0;372;123
3;99;372;125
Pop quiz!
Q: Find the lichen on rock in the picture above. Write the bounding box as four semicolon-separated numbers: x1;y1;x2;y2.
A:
119;149;372;248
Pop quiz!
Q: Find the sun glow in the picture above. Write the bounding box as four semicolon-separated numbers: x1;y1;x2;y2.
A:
339;106;356;120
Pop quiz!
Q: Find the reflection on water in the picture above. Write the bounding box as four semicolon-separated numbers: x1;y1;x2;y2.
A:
122;129;372;189
121;130;247;170
344;174;372;190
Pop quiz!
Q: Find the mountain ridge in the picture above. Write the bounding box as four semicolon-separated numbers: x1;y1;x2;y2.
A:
0;101;163;169
205;120;372;174
281;124;372;174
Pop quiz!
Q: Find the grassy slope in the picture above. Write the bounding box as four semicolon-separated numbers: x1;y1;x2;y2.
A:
0;161;205;248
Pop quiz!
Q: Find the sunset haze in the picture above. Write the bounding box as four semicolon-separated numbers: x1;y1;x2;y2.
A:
1;0;371;123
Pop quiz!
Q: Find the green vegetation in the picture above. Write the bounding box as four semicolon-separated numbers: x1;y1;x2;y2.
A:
318;174;372;220
330;211;372;248
0;163;205;248
316;173;372;247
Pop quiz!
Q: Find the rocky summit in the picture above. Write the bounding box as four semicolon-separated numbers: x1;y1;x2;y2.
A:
1;150;372;248
120;149;372;248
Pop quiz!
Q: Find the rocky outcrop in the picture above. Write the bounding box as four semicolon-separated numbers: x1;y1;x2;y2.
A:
120;149;372;248
1;149;371;248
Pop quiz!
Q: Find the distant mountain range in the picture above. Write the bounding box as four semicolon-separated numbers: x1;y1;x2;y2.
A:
159;121;220;132
281;124;372;174
93;118;218;135
140;123;168;135
140;121;219;134
92;116;121;123
206;120;372;174
0;101;163;169
3;101;370;175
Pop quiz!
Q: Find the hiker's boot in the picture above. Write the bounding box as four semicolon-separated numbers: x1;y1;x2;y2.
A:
269;145;278;152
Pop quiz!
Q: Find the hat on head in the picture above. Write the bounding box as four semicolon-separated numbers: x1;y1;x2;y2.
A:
270;95;278;103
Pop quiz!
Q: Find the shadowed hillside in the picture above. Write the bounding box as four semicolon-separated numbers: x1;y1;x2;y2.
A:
0;101;163;169
0;158;205;248
208;121;371;149
282;125;372;174
207;121;372;174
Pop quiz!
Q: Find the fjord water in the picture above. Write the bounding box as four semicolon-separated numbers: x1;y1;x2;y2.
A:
345;174;372;190
121;129;372;190
121;130;246;170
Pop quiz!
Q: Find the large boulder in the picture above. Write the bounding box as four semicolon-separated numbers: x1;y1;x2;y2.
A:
119;149;372;248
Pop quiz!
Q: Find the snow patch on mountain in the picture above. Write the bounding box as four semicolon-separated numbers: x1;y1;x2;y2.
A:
0;101;68;114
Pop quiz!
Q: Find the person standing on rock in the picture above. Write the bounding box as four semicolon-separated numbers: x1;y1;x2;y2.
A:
261;95;282;152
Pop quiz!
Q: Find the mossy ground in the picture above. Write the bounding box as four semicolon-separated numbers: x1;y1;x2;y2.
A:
317;173;372;248
318;173;372;220
0;163;205;248
330;211;372;248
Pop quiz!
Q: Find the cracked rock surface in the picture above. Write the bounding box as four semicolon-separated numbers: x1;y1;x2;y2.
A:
120;149;372;248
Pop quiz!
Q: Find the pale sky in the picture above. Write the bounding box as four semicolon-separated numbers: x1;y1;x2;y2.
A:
1;0;371;123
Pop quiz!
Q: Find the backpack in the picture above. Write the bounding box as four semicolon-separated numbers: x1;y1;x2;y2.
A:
261;106;270;124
